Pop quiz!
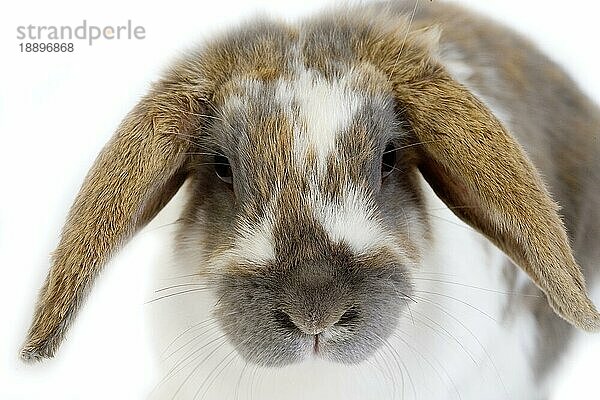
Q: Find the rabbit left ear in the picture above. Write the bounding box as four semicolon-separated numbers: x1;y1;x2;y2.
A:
399;71;599;331
21;79;202;361
358;26;600;331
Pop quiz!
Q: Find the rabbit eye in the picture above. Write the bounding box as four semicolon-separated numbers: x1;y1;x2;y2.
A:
381;143;396;179
214;155;233;184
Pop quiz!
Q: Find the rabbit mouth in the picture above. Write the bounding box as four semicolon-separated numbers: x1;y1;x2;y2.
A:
213;307;405;367
212;260;413;367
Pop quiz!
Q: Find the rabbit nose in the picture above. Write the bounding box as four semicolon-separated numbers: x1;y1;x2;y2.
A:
274;310;326;334
274;308;357;335
296;317;329;335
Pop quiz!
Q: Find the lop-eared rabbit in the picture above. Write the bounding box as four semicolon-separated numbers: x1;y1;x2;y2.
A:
21;1;600;399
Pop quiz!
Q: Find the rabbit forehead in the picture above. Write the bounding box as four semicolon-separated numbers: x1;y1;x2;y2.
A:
275;67;364;169
215;64;396;173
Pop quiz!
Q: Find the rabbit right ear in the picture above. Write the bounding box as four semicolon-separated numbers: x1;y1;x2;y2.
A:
401;72;600;331
356;25;600;331
21;71;205;361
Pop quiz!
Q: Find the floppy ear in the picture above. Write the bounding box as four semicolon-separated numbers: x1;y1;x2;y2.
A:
21;76;203;360
354;22;599;330
373;41;600;330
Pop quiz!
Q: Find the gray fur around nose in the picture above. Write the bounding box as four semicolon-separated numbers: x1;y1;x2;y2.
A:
214;242;412;366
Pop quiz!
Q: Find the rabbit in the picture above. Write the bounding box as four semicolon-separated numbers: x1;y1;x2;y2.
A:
20;1;600;399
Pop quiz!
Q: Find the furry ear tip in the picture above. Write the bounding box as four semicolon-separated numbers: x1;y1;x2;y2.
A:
562;301;600;332
581;313;600;333
577;319;600;333
20;348;41;363
20;342;54;363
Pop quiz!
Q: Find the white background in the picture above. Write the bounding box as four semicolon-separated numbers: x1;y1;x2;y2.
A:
1;1;599;399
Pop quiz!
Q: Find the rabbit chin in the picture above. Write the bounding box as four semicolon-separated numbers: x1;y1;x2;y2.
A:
219;323;393;368
146;178;542;400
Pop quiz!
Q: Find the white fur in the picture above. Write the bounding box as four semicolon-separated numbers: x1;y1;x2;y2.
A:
232;218;276;264
314;183;390;255
395;176;538;399
275;68;363;170
440;45;475;82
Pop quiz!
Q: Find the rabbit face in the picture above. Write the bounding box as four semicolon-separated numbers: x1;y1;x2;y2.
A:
180;67;428;366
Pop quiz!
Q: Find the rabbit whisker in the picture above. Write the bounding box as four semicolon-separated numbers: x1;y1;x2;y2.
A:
423;213;479;233
146;287;214;304
413;290;498;322
140;220;183;236
413;295;508;396
234;359;250;400
195;348;238;400
411;310;478;366
383;138;446;154
372;331;413;400
165;321;221;360
412;277;542;298
167;329;226;385
161;317;218;357
155;283;212;294
162;272;203;281
388;0;420;83
148;330;225;398
181;152;225;157
394;329;462;400
171;336;229;400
